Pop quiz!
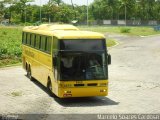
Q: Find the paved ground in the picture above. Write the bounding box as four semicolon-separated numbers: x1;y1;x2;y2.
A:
0;34;160;119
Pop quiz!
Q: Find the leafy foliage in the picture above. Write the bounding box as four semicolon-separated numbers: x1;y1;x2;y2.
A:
1;0;159;24
0;27;22;66
120;27;131;33
91;0;160;21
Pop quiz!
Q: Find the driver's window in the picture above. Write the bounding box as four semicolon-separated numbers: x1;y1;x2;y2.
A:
53;56;58;80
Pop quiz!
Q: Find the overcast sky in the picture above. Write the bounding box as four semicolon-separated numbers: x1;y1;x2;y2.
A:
32;0;94;6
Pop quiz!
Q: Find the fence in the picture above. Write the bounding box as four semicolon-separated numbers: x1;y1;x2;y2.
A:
78;20;160;26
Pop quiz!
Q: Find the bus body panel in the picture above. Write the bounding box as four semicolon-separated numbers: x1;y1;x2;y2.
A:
58;86;108;98
57;80;108;98
22;45;52;87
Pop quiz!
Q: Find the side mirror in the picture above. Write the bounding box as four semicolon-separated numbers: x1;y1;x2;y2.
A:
108;54;111;65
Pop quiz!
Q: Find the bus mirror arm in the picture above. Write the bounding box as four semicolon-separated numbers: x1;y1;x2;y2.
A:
54;52;58;57
108;54;111;65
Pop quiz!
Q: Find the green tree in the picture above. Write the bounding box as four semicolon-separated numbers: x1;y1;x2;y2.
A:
9;0;34;23
75;5;87;23
118;0;136;20
42;2;59;22
54;4;74;23
91;0;108;20
49;0;62;6
107;0;119;19
0;1;5;21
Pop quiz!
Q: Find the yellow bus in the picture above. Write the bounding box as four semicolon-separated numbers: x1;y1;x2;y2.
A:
22;24;111;98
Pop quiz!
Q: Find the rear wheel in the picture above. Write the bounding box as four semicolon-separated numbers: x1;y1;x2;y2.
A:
26;63;29;76
27;66;34;81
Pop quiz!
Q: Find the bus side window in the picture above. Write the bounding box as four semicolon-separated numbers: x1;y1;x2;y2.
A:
22;32;24;44
34;35;36;48
39;36;41;49
27;33;31;45
53;37;58;50
25;33;27;44
35;35;40;49
40;36;46;51
46;37;51;54
22;32;26;44
45;37;47;51
31;34;35;47
29;34;32;45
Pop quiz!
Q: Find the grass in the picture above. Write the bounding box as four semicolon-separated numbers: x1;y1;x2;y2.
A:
79;26;160;36
0;26;22;67
0;25;160;67
107;39;117;47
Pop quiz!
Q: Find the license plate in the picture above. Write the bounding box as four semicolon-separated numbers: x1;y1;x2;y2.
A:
76;81;83;84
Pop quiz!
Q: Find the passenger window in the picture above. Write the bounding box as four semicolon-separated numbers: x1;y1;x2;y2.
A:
34;35;36;47
46;37;51;54
39;36;41;49
27;33;31;45
35;35;40;49
22;32;26;44
40;36;46;51
53;37;58;50
45;37;47;51
29;34;32;45
31;34;35;47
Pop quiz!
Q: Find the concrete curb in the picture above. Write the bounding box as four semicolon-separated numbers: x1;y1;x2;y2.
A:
140;34;160;38
0;63;21;69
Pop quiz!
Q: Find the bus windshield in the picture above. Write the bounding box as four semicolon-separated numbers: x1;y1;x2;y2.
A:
59;39;108;81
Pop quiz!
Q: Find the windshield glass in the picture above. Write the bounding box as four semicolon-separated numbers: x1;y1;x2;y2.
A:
60;51;108;80
59;39;108;81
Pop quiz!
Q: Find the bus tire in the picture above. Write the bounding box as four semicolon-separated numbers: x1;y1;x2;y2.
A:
26;63;29;76
47;79;53;97
28;65;34;81
26;63;28;72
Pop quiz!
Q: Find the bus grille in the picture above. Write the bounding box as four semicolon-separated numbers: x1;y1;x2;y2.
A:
74;84;84;87
87;83;97;86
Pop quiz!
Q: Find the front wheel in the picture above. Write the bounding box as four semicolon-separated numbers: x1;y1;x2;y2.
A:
47;80;58;98
47;80;53;97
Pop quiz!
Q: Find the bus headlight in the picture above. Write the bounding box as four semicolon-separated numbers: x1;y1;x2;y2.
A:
64;90;71;93
100;89;106;92
99;83;108;86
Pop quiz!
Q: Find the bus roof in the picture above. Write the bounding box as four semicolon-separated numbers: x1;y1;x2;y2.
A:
23;24;105;39
23;24;79;31
53;30;105;39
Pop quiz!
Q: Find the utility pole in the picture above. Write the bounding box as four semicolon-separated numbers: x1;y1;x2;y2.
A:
25;7;26;23
87;0;88;26
40;0;42;22
71;0;76;20
125;4;127;26
49;0;51;23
